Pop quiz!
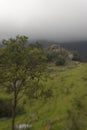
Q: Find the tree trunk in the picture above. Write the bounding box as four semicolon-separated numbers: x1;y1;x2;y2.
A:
12;85;17;130
12;105;16;130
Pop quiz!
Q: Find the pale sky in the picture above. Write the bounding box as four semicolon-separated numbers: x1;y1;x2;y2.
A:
0;0;87;41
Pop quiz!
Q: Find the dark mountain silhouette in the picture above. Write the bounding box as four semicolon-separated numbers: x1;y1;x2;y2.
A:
60;41;87;62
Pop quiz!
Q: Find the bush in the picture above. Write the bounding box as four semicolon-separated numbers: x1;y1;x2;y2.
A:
0;98;12;117
0;97;25;117
72;51;81;61
55;55;65;66
46;52;57;62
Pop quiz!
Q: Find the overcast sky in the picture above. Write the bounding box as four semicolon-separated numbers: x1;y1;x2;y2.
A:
0;0;87;41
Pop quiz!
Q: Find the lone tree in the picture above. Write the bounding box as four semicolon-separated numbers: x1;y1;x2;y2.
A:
0;35;47;130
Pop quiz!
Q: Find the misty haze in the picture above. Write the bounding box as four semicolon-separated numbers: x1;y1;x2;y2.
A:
0;0;87;41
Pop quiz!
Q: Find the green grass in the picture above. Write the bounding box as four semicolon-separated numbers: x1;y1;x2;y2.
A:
0;62;87;130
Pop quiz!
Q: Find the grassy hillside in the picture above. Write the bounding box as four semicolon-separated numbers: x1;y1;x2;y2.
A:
0;62;87;130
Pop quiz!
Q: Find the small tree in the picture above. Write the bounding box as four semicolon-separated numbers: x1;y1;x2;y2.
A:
0;36;47;130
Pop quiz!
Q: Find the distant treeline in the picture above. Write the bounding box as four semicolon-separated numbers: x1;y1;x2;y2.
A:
35;40;87;62
0;39;87;61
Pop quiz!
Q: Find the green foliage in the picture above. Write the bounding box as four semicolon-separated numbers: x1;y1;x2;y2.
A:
55;55;66;66
0;35;47;96
40;88;53;99
72;51;81;61
45;44;69;64
0;97;12;117
0;97;25;117
29;42;43;50
46;52;57;62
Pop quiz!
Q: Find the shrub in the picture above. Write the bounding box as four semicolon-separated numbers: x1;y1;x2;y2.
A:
72;51;81;61
55;55;65;66
0;97;25;117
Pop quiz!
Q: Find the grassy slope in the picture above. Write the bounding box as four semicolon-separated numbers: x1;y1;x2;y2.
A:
0;63;87;130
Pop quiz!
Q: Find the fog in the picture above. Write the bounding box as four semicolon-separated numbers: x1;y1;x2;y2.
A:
0;0;87;41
